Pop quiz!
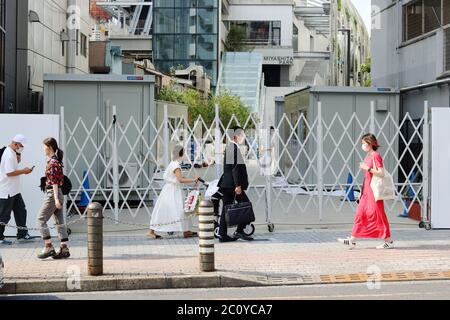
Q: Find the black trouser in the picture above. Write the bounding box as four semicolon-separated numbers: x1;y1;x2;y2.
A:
0;193;28;240
219;188;249;237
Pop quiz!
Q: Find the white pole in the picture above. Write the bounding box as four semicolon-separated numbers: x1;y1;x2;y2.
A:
265;104;272;227
112;105;119;221
60;106;68;220
317;101;324;221
422;101;430;225
215;104;221;179
163;104;170;169
370;101;376;134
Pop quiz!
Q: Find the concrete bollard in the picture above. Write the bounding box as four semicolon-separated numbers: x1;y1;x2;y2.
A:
87;202;103;276
198;200;215;272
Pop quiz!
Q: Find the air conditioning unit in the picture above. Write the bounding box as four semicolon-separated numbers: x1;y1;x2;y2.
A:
106;163;140;188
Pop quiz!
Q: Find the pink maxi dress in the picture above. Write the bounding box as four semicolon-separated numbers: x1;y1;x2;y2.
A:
352;152;391;239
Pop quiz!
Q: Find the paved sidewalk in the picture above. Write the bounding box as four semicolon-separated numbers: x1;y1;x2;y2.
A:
1;228;450;294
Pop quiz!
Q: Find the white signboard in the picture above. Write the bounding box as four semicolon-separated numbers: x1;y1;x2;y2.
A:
0;114;60;237
431;108;450;229
263;56;294;65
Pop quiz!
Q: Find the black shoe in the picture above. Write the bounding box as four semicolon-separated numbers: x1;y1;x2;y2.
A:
234;232;254;241
53;247;71;259
37;247;56;259
17;234;35;243
219;235;238;243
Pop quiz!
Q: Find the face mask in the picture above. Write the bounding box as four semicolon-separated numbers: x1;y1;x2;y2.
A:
16;147;24;154
362;143;370;152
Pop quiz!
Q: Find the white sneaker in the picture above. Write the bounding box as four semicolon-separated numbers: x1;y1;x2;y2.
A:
376;241;394;249
337;237;356;249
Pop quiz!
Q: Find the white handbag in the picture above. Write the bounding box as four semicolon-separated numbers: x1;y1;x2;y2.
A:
370;158;396;201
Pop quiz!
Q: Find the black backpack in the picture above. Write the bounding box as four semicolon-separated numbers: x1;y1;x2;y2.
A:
0;146;6;163
61;176;72;196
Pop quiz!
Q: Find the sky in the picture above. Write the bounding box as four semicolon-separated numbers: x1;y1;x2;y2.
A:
350;0;372;36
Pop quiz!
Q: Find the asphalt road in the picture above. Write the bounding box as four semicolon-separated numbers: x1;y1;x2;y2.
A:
2;280;450;300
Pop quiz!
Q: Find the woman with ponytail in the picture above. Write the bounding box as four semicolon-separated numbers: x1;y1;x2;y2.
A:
37;138;70;259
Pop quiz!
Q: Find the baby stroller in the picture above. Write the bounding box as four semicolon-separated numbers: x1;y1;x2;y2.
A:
202;179;256;239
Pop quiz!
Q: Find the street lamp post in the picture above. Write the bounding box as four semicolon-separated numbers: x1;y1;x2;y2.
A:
339;28;351;86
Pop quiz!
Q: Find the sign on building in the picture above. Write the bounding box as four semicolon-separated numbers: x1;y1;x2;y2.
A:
263;56;294;65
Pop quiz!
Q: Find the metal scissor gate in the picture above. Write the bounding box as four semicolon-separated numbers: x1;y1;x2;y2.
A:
62;101;431;231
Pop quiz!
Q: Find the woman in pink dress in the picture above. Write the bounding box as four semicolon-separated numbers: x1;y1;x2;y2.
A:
338;133;394;249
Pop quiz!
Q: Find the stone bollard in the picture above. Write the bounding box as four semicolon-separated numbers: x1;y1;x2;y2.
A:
87;202;103;276
198;200;215;272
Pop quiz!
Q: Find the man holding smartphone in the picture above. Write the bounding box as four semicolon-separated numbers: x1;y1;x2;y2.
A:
0;134;34;245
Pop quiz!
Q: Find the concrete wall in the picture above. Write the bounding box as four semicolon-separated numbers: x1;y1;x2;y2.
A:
264;86;303;125
27;0;90;93
44;76;156;189
3;0;19;113
372;0;448;88
156;101;189;167
283;88;400;185
372;0;450;115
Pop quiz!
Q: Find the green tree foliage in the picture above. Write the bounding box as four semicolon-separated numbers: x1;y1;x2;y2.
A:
360;58;372;87
345;7;351;22
226;25;247;52
360;57;371;74
157;84;251;128
213;91;251;128
337;0;342;12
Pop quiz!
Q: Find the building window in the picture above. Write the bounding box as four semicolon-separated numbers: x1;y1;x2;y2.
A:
403;0;450;41
226;21;281;46
81;33;87;57
444;0;450;26
175;8;196;34
293;24;298;51
76;30;79;56
154;8;175;33
0;0;4;29
424;0;441;33
404;0;423;41
154;0;219;85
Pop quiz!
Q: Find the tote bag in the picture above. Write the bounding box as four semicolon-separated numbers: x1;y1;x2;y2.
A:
370;158;396;201
184;190;200;213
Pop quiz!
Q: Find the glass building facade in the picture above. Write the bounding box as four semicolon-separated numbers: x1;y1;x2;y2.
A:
153;0;219;86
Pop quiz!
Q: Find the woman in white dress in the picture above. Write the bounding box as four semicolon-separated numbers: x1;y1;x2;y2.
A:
147;145;200;239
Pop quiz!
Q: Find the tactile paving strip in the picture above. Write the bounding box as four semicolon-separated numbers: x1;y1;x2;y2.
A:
261;270;450;285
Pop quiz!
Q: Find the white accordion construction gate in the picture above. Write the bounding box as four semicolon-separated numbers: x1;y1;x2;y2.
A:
62;101;431;231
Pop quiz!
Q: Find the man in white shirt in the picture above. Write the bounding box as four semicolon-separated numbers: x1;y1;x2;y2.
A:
0;134;34;245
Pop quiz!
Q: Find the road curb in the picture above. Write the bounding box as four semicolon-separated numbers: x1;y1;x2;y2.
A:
1;270;450;295
0;272;263;295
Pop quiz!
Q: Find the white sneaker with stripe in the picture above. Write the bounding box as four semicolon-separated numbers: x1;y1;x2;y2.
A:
376;241;394;249
337;237;356;249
